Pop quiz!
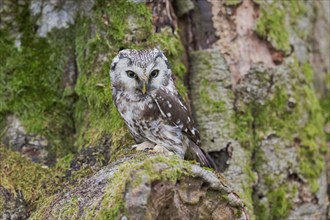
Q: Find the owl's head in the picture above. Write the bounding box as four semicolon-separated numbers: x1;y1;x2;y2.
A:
110;48;174;95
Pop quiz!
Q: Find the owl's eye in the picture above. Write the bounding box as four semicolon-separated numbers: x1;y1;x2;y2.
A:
150;70;159;78
126;71;136;78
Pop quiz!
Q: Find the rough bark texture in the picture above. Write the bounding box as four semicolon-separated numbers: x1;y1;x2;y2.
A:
181;0;329;219
30;154;247;219
0;0;328;219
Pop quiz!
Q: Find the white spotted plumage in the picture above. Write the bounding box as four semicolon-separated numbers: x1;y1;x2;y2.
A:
109;48;216;169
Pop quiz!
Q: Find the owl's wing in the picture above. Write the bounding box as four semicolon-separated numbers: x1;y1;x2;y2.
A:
151;87;201;145
151;87;217;170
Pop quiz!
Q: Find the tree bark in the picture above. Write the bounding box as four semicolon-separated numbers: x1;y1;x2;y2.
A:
0;0;328;219
179;0;329;219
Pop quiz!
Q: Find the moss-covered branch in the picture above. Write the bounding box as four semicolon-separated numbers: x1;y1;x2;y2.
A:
30;154;247;219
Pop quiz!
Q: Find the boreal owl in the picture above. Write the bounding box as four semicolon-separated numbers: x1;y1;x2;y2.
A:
110;48;216;169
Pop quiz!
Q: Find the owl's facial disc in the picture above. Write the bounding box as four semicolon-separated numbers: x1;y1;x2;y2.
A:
110;48;172;95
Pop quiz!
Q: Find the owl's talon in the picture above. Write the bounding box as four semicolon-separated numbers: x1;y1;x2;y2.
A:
132;141;155;151
150;145;174;156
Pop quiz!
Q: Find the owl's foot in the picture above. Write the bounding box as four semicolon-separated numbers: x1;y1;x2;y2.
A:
132;142;174;156
150;145;174;156
132;141;155;151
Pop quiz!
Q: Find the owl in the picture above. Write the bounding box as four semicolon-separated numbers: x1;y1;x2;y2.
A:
109;48;216;170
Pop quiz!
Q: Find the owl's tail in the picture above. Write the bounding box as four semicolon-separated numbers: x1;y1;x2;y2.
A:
187;141;218;171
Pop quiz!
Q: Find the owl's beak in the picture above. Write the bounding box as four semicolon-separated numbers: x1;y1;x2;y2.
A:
138;74;148;94
142;82;147;94
138;80;148;94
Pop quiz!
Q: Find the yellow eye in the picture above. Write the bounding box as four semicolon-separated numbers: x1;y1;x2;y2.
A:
126;71;136;78
150;70;159;78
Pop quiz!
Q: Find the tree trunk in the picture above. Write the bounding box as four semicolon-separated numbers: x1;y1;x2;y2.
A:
180;0;329;219
0;0;328;219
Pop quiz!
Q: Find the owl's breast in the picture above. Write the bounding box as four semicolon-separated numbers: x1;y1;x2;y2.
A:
116;93;158;119
114;92;161;141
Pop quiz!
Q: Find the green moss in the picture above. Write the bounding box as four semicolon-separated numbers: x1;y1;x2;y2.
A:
292;63;326;190
224;0;242;6
255;87;297;140
267;186;291;218
0;12;77;158
256;2;291;52
266;66;324;188
96;155;191;219
320;93;330;142
241;164;256;216
95;162;131;220
234;107;255;149
234;209;243;218
32;195;80;220
234;60;325;218
189;51;229;115
301;63;314;83
53;197;79;219
53;153;75;175
234;71;276;149
254;177;297;220
198;80;226;113
0;193;4;214
256;0;309;51
283;0;308;23
29;195;56;220
0;146;55;206
283;0;308;39
237;63;325;179
299;146;323;192
254;202;269;220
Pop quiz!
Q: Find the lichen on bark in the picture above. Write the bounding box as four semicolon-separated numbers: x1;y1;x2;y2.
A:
187;0;328;219
233;47;327;220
